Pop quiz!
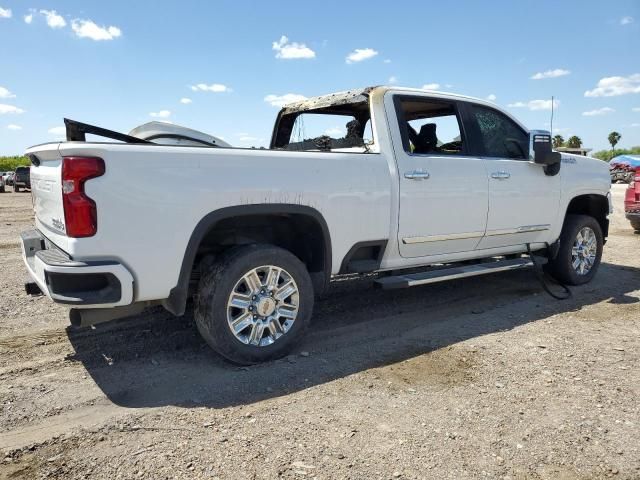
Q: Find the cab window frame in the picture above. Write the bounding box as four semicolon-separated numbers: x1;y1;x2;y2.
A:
393;95;471;157
467;104;530;161
270;101;377;154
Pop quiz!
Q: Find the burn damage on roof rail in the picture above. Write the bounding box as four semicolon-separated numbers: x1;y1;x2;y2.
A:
280;86;378;114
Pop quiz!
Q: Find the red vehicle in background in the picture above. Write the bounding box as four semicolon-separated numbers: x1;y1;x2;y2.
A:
625;168;640;231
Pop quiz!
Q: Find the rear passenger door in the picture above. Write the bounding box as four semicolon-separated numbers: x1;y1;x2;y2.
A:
389;95;489;258
467;105;561;249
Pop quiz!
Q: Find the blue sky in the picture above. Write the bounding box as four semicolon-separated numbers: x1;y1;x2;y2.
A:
0;0;639;155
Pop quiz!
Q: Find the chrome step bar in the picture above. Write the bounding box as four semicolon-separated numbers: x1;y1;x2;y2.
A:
375;258;534;290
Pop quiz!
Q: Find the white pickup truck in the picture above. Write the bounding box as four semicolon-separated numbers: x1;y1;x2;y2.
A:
21;86;611;363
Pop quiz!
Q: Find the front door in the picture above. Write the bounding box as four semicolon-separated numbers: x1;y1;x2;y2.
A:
388;95;489;258
468;105;561;249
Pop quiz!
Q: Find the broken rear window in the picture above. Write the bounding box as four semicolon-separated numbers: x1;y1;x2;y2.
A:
273;101;374;153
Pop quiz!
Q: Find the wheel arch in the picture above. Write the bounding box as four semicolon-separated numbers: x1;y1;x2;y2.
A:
564;193;609;240
165;204;332;316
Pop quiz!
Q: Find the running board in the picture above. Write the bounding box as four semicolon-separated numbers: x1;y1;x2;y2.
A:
375;258;534;290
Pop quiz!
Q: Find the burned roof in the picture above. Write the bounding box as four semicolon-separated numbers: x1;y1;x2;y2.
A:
280;86;379;114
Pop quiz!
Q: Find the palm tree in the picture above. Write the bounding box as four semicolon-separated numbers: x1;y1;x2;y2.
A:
552;135;565;149
566;136;583;148
608;131;621;155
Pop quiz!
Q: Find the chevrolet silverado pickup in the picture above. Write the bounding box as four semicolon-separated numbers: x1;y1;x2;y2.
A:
21;86;612;364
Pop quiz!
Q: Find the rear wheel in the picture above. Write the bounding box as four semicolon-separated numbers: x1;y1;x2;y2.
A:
545;214;603;285
13;185;19;192
195;244;314;364
630;218;640;232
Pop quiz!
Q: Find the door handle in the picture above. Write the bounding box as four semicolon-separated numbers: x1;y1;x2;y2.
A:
490;171;511;180
404;169;430;180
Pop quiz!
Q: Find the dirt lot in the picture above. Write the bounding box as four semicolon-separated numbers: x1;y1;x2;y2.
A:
0;185;638;479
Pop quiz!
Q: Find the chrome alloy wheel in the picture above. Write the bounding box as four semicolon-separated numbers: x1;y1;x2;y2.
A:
571;226;597;275
226;265;300;347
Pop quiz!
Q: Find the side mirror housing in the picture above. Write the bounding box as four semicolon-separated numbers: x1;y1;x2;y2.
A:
529;130;561;165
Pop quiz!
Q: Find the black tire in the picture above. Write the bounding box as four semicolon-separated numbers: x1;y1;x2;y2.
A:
545;214;603;286
13;185;19;192
630;219;640;232
195;244;314;364
0;186;4;193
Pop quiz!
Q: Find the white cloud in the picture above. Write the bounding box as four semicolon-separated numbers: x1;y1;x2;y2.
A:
190;83;231;93
264;93;307;107
272;35;316;59
584;74;640;97
389;76;398;84
383;59;391;64
531;68;570;80
582;107;615;116
0;7;11;18
422;83;441;90
507;99;559;111
621;16;634;25
7;124;22;130
24;13;33;24
40;10;66;29
0;104;25;114
630;123;640;127
324;127;344;137
633;107;640;112
486;94;497;101
0;86;15;99
346;48;378;64
150;110;171;118
239;136;259;142
71;19;121;41
48;126;66;135
180;97;192;104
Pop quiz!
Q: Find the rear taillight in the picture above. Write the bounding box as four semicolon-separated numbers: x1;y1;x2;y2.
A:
61;157;105;237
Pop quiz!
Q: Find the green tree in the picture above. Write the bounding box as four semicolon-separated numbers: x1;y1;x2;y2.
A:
608;131;621;155
592;145;640;161
552;135;565;149
0;156;30;171
566;136;583;148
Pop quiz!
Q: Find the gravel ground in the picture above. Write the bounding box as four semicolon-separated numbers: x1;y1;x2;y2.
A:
0;184;638;480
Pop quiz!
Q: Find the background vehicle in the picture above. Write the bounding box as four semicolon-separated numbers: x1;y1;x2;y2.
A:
624;168;640;231
13;166;30;192
610;155;640;183
5;171;14;186
20;86;611;364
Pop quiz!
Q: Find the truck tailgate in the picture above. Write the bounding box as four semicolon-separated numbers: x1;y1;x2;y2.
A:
25;143;68;246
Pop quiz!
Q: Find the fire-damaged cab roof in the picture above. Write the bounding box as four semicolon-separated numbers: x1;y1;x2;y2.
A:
279;86;378;114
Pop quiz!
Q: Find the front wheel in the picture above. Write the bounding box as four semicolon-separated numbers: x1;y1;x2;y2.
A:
545;214;603;285
195;244;314;364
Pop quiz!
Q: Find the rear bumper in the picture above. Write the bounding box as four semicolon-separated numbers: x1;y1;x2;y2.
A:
626;211;640;220
20;229;134;308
